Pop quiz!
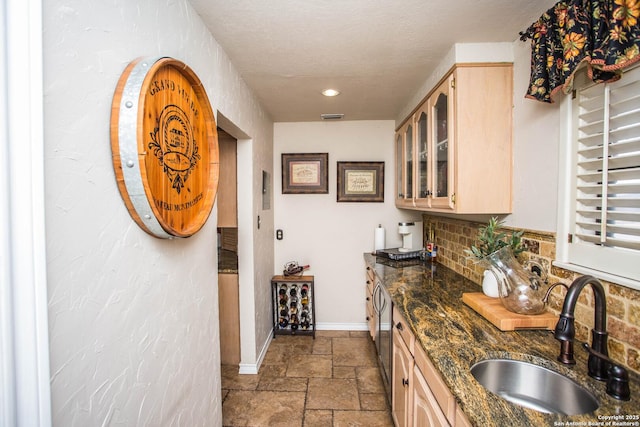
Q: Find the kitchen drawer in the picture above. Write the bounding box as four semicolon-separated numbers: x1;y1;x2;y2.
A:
366;277;374;297
366;306;376;336
414;341;456;422
366;284;374;306
365;266;375;289
364;265;376;340
392;306;414;354
366;287;375;324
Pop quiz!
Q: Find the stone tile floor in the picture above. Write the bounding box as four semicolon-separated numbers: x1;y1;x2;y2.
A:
221;331;394;427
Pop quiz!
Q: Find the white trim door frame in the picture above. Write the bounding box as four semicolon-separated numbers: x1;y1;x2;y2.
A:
1;0;52;425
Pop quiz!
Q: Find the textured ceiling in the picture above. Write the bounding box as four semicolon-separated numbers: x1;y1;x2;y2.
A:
188;0;556;122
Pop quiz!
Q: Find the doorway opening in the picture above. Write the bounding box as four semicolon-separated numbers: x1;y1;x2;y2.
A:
217;128;240;365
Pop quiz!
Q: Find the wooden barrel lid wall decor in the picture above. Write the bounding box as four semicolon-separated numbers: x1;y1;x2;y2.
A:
111;57;219;238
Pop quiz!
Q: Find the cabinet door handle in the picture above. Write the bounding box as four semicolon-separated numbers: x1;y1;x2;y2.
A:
366;316;370;321
366;297;370;301
402;378;409;387
372;285;377;313
372;284;380;314
395;322;403;331
378;286;388;313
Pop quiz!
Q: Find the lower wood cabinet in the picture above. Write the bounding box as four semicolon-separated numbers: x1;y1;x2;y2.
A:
365;266;376;340
391;306;472;427
393;325;448;427
412;363;449;427
218;273;240;365
392;329;412;427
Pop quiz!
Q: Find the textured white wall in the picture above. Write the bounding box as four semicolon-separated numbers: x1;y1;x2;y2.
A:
508;38;561;232
396;42;514;125
43;0;272;425
273;121;419;327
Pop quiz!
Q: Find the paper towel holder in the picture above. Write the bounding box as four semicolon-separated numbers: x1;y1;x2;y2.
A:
373;224;386;255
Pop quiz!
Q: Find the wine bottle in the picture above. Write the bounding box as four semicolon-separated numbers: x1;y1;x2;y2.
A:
300;311;310;330
278;317;289;328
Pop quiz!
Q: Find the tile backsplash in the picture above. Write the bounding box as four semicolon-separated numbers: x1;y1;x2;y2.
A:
422;214;640;375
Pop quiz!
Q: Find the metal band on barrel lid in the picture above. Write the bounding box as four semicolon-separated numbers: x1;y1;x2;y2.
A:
110;56;219;238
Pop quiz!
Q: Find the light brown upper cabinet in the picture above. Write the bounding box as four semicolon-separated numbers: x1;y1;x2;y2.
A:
413;100;431;209
395;120;415;208
395;63;513;214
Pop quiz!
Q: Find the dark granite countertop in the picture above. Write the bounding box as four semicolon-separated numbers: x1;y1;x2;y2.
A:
364;253;639;426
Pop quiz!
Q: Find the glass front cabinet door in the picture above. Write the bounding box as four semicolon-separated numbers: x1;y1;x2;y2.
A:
395;132;403;202
394;64;513;214
395;121;414;208
414;103;431;208
404;122;414;202
429;74;455;210
396;75;453;211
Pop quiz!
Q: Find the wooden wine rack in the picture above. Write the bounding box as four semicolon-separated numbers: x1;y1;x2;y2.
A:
271;275;315;338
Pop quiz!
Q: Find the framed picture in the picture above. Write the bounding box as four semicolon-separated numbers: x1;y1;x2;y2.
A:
281;153;329;194
337;161;384;202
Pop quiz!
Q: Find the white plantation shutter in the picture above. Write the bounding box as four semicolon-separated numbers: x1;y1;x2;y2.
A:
568;65;640;282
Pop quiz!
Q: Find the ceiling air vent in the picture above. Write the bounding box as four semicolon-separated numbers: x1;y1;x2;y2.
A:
320;113;344;120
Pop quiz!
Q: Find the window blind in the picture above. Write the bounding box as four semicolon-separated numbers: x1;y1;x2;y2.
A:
574;66;640;253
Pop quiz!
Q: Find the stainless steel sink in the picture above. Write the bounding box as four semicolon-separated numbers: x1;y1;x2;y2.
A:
471;359;599;415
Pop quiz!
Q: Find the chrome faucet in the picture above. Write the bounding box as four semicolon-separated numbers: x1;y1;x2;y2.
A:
554;275;630;400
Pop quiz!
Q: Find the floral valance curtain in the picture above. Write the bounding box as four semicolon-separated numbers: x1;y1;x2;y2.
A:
520;0;640;103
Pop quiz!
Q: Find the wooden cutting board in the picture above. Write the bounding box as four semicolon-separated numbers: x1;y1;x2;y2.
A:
462;292;558;331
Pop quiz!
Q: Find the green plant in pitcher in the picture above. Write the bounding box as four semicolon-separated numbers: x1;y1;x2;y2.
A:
465;217;525;261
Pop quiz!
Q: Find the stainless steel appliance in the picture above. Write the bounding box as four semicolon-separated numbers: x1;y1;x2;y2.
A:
373;279;392;402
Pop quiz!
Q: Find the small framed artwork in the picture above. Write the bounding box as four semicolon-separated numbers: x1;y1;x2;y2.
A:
337;161;384;202
282;153;329;194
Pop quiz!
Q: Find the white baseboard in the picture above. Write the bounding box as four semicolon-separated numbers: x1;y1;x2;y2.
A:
315;322;369;331
238;328;273;375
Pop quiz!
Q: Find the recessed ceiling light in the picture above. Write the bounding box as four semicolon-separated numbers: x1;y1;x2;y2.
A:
322;89;340;97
